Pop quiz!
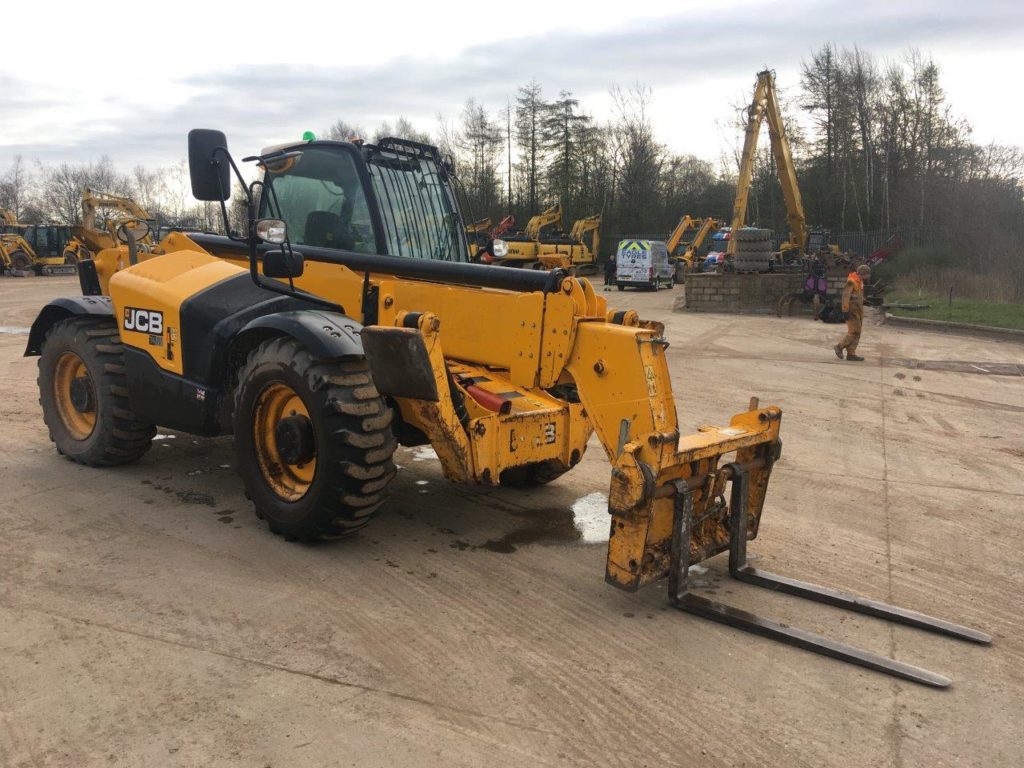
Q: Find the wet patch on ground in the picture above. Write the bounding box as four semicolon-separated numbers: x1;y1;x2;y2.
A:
445;493;612;554
140;479;217;507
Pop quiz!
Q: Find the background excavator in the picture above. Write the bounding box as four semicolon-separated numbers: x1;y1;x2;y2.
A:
1;210;78;276
63;188;156;263
667;215;722;277
498;202;572;269
728;70;843;269
24;129;988;688
497;203;600;273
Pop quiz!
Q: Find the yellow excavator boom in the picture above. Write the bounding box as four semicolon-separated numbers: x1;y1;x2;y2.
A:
667;215;699;255
524;202;563;240
728;70;807;254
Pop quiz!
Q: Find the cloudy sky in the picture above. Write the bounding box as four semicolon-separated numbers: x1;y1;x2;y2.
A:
2;0;1022;172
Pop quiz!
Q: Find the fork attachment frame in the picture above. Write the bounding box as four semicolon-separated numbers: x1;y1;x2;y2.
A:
667;467;992;688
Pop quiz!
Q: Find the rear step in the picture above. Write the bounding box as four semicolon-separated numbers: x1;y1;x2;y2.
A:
666;468;992;688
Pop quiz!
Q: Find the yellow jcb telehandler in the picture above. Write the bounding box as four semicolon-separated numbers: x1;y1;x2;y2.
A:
24;130;989;687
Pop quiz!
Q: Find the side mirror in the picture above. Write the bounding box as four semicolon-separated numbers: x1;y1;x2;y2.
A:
188;129;231;201
263;248;304;279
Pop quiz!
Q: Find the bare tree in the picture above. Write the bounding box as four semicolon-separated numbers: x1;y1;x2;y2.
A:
324;120;367;142
0;156;30;221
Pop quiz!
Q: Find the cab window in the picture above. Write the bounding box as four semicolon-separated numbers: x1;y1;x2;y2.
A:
263;147;378;255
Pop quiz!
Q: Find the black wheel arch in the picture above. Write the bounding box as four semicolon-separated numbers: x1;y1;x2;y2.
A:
236;311;364;362
25;296;114;356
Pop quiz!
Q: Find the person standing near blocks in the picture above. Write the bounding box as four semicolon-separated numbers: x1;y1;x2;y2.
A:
834;264;872;361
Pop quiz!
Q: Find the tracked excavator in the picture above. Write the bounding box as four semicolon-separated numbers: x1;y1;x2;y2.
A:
497;202;572;269
495;203;600;274
25;129;989;687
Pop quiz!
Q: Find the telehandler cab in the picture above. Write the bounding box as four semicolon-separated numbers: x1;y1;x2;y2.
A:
25;129;989;687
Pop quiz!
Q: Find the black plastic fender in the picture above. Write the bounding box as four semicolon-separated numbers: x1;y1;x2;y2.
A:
236;310;365;360
24;296;114;356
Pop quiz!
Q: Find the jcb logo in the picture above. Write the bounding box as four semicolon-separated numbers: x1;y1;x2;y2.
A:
124;307;163;334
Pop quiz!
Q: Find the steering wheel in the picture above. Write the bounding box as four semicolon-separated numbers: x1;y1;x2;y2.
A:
115;219;151;244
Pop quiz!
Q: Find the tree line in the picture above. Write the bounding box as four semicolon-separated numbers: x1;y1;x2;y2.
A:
331;46;1024;299
2;44;1021;297
0;155;222;232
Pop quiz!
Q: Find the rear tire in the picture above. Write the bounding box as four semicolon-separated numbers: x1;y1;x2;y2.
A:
38;317;155;466
233;337;397;541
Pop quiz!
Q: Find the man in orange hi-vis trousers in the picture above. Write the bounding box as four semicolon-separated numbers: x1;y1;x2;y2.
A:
834;264;872;361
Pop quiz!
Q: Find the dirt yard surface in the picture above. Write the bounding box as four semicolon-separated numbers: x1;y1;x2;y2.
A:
1;276;1021;767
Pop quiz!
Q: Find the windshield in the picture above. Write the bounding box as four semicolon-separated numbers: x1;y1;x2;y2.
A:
263;146;378;254
366;148;466;262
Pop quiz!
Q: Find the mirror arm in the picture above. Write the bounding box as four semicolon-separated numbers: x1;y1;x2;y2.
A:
210;146;252;244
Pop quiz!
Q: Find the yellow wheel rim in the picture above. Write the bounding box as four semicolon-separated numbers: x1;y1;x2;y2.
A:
252;382;316;501
53;352;97;440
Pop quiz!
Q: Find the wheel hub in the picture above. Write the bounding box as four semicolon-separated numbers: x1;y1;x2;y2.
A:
252;381;317;502
53;351;97;440
69;376;96;413
274;414;316;465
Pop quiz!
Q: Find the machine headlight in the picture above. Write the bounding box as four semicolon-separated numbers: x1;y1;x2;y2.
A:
256;219;288;244
492;238;509;258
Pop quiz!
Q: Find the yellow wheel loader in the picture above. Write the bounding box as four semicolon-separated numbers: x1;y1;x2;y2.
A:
25;130;989;686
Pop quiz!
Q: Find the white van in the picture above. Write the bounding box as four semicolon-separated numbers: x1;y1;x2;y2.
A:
615;239;674;290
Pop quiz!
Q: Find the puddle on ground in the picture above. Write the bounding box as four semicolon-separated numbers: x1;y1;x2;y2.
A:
0;327;30;335
153;433;176;441
477;492;611;553
175;490;216;506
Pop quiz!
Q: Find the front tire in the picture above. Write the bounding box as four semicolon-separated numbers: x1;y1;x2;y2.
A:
233;337;397;541
38;317;155;466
